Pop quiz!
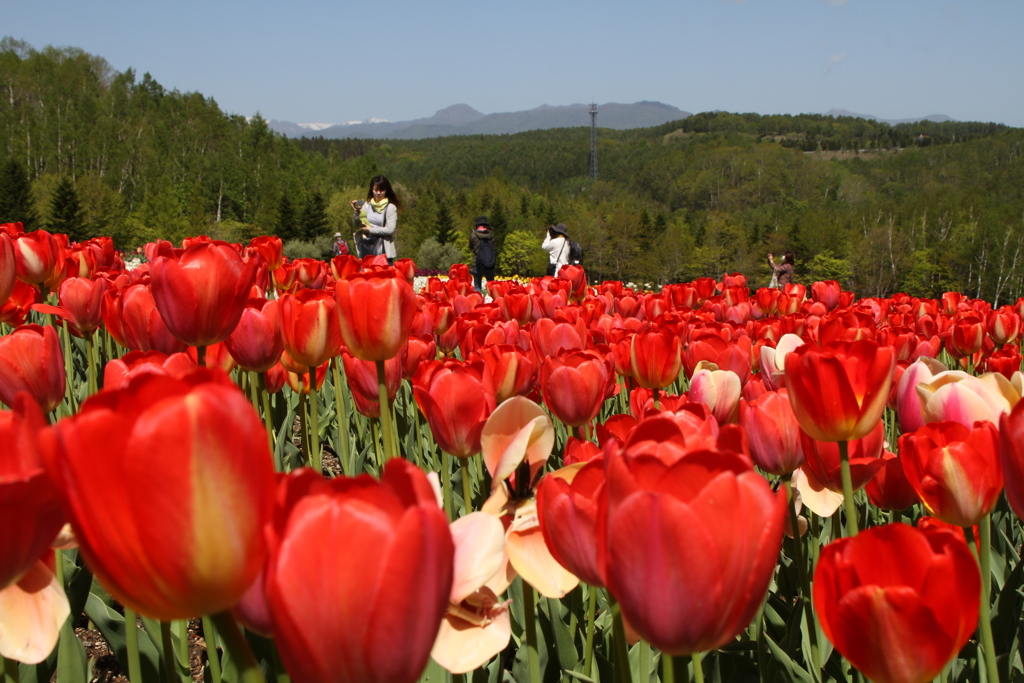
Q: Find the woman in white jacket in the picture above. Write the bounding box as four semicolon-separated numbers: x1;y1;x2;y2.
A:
542;223;570;277
350;175;399;264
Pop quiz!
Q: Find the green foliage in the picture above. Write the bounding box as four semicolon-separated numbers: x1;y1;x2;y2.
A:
434;201;456;245
300;191;329;241
283;236;332;260
415;237;464;272
499;230;545;277
804;250;853;288
0;158;40;229
47;177;87;242
2;40;1024;299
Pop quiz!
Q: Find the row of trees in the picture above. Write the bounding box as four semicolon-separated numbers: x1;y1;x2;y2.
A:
1;39;1023;300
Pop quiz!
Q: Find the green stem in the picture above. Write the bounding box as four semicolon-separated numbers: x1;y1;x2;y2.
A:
332;358;351;475
522;581;542;683
409;383;424;469
583;586;597;678
200;616;221;683
376;359;396;460
974;516;1000;683
86;332;97;395
176;620;189;672
197;345;207;368
298;391;310;468
53;548;64;588
247;371;260;411
784;478;822;683
610;598;633;683
441;450;454;522
308;366;321;474
639;640;650;683
691;652;705;683
125;608;142;683
160;621;177;683
3;656;18;683
460;457;473;514
209;611;267;683
60;319;75;414
662;655;674;683
837;440;859;536
371;420;384;472
258;373;279;471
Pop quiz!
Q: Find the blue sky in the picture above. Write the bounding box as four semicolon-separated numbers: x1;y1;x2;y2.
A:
4;0;1022;127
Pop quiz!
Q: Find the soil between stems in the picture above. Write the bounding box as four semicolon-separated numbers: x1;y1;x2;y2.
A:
72;615;208;683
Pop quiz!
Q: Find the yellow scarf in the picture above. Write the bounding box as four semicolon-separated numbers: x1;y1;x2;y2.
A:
369;198;389;215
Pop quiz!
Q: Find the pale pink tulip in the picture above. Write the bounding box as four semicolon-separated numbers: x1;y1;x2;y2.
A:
688;362;742;424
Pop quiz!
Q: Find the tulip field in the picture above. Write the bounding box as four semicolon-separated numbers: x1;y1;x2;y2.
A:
5;222;1024;683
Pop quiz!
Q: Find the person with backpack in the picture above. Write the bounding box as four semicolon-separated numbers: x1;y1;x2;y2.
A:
332;232;349;257
542;223;583;277
469;215;496;293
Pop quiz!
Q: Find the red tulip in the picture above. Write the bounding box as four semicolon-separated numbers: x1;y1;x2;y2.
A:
899;420;1001;527
600;445;785;655
102;282;188;355
103;350;196;390
0;324;66;413
999;400;1024;519
292;257;327;289
470;344;538;404
0;280;41;327
540;349;615;427
279;289;342;369
864;450;920;511
530;317;588;359
412;359;496;458
266;461;454;683
785;340;895;442
0;393;65;590
341;351;402;418
0;231;15;306
43;371;275;619
284;360;330;395
536;458;605;587
335;270;417;361
813;523;979;683
800;421;885;494
630;325;682;390
739;388;804;476
401;334;437;380
13;230;65;288
224;298;284;373
249;235;283;271
33;276;110;337
150;241;258;347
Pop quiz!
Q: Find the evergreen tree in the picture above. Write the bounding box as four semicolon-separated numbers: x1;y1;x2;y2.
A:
48;177;87;242
276;193;299;240
0;159;40;230
434;201;456;245
490;199;508;249
300;191;329;241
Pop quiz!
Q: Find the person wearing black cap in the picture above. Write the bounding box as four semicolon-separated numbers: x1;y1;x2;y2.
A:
469;215;496;293
542;223;570;277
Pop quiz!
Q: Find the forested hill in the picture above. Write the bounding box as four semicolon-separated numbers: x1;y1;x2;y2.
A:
1;39;1023;302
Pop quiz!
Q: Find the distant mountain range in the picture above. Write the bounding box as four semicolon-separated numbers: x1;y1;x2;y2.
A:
824;109;952;125
266;103;954;140
268;101;692;139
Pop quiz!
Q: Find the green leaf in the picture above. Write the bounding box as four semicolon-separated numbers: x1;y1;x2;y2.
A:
545;597;579;673
83;593;163;683
763;632;813;683
55;620;88;683
416;656;451;683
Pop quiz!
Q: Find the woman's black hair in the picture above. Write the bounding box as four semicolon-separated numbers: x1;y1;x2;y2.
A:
366;175;400;208
783;251;795;266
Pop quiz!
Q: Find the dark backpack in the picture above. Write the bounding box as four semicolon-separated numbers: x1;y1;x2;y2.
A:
567;239;583;266
477;238;496;269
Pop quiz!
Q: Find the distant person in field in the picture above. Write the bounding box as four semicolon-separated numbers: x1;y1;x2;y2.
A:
350;175;399;265
332;232;349;257
542;223;570;277
768;251;794;288
469;215;496;293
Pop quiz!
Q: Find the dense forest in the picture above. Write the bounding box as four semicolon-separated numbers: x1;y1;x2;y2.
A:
2;38;1023;301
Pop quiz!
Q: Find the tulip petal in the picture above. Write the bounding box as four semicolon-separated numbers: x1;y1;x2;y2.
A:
793;466;843;517
506;500;579;599
481;397;553;487
431;608;512;675
0;560;69;664
450;513;506;604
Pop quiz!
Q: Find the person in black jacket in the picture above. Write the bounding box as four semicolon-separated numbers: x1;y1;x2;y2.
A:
469;215;496;293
